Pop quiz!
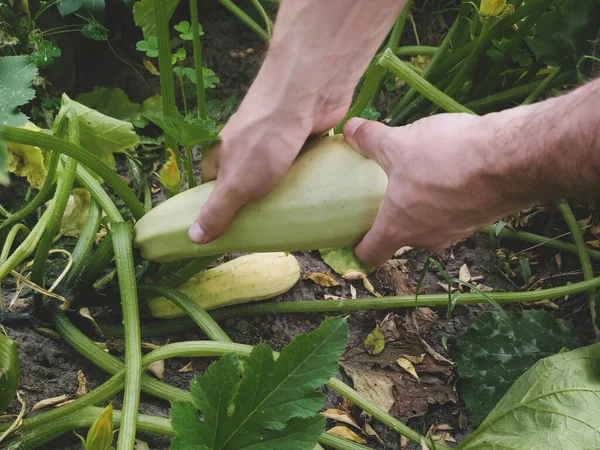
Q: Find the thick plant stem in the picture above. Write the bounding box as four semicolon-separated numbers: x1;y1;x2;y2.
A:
0;149;59;232
78;232;114;290
190;0;207;121
101;276;600;338
63;200;101;291
394;45;439;56
318;433;372;450
0;127;145;220
479;224;600;260
217;0;269;41
72;161;124;223
159;255;220;287
4;406;173;450
334;3;412;132
556;200;597;332
378;49;473;114
138;284;232;342
111;223;142;450
153;0;179;160
521;66;561;105
53;313;192;403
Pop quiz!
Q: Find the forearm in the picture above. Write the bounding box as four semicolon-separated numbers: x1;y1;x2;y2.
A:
240;0;407;130
482;78;600;207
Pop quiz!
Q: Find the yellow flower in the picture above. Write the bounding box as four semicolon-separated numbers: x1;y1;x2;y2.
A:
160;148;181;194
85;404;114;450
480;0;514;17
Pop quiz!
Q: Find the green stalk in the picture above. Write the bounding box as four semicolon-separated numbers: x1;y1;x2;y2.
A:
465;76;566;112
101;276;600;338
318;433;372;450
217;0;269;41
158;255;220;287
333;3;411;132
72;161;124;223
0;149;59;232
250;0;273;36
111;223;142;450
0;127;145;220
77;232;114;290
184;145;196;188
189;0;207;121
377;49;474;114
53;313;192;403
138;284;232;342
4;406;173;450
0;199;53;283
387;2;470;123
556;201;597;332
521;66;561;105
472;0;552;97
0;224;30;263
62;200;101;291
394;45;439;56
479;224;600;260
443;18;494;100
153;0;179;160
30;114;80;296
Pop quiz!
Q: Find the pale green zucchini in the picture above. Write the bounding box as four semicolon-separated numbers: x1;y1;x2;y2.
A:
147;252;301;318
133;135;388;262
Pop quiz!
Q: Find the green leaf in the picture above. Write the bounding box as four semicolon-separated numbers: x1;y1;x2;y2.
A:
519;256;532;287
75;87;162;129
0;56;38;127
57;0;105;16
171;317;348;450
359;104;381;121
319;246;375;276
459;341;600;449
136;37;159;58
55;93;140;170
143;112;219;149
454;310;578;427
0;140;9;186
0;333;20;413
529;0;600;69
174;20;203;40
30;40;62;68
133;0;181;39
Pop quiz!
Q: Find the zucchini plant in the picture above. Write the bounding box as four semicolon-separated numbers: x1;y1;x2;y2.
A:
0;0;599;449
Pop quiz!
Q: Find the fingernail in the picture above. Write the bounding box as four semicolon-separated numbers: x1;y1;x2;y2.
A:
343;117;365;151
188;222;208;244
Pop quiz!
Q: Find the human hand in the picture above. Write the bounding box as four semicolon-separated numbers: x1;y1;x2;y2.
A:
342;114;535;266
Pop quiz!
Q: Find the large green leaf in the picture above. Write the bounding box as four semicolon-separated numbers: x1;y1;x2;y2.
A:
0;56;38;126
76;87;162;128
455;310;578;426
170;317;348;450
458;342;600;449
55;93;140;169
57;0;105;16
133;0;181;39
144;112;220;150
529;0;600;69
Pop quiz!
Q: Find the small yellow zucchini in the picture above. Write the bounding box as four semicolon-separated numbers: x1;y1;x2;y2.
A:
147;252;301;318
133;135;388;263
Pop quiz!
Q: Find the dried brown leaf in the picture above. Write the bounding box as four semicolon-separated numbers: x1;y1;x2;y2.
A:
395;246;413;257
79;308;104;337
397;357;420;382
458;264;471;283
147;360;165;380
324;295;344;300
400;353;426;364
320;408;360;429
400;435;409;449
375;263;416;296
135;439;150;450
76;370;88;398
350;284;357;299
363;421;384;444
304;272;340;287
178;361;193;373
327;426;366;444
32;394;70;412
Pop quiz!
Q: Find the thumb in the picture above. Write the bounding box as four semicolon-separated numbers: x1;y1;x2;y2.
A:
343;117;395;173
188;180;245;244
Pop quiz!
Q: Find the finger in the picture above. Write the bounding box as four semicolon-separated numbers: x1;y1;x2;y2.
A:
355;194;400;266
200;142;219;182
188;180;246;244
343;117;395;173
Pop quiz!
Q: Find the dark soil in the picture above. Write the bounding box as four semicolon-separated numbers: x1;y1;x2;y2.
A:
2;2;598;450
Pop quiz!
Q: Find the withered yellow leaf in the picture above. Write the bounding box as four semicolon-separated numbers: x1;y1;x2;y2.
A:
364;324;385;355
304;272;340;287
327;426;366;444
320;408;360;429
397;357;420;382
